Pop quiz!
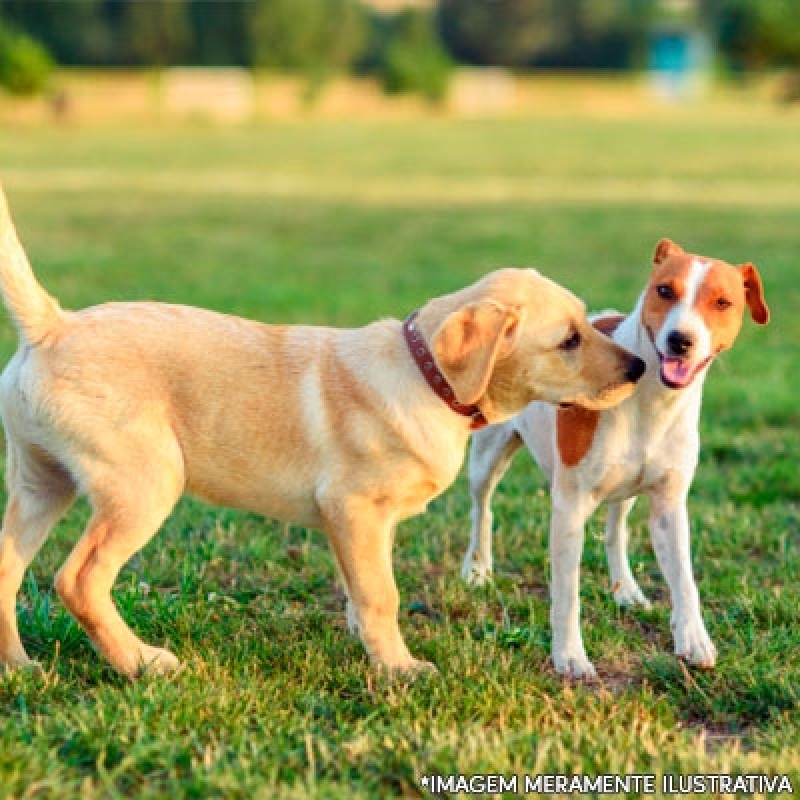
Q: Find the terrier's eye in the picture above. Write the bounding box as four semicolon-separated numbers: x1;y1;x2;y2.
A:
656;284;675;300
559;331;582;351
716;297;732;310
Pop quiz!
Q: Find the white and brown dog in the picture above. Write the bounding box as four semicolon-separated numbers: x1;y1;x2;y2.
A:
462;239;769;678
0;188;645;678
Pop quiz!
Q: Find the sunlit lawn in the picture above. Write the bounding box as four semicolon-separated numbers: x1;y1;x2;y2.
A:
0;112;798;797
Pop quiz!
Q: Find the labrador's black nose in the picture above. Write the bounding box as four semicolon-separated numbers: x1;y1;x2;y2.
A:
666;330;693;357
626;356;646;382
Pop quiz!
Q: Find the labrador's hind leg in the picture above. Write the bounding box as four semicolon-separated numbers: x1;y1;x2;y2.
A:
54;445;184;678
0;444;75;669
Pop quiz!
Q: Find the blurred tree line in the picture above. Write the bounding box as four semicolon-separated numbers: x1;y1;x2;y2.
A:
0;0;799;97
0;0;366;68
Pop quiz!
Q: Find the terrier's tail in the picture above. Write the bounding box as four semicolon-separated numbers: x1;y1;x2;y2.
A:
0;186;63;345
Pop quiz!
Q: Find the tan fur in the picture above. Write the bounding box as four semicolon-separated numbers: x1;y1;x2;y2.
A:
432;302;520;406
0;192;62;345
0;188;643;677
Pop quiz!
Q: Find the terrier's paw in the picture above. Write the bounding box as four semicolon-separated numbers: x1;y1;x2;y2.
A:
461;555;492;587
612;578;652;610
673;615;717;669
346;601;359;636
552;648;598;680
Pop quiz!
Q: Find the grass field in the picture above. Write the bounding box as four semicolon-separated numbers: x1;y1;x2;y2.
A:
0;112;798;797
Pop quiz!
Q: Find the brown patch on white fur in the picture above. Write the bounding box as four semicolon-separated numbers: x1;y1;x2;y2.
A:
557;405;600;467
555;315;627;467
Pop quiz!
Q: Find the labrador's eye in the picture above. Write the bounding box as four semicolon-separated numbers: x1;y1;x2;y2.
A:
656;284;675;300
559;331;582;351
716;297;732;310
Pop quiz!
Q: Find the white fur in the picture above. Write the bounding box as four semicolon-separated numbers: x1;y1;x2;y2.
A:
463;295;718;678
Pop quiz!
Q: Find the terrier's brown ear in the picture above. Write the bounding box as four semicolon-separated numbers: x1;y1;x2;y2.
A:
432;302;521;406
653;239;685;266
739;263;770;324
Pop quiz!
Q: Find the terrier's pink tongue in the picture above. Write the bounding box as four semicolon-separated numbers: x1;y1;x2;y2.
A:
661;357;692;387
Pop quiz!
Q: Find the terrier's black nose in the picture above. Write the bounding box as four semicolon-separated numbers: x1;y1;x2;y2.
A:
666;330;693;356
626;356;646;383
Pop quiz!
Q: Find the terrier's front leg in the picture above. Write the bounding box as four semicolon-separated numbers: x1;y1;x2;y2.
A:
648;494;716;668
550;496;597;679
605;497;651;609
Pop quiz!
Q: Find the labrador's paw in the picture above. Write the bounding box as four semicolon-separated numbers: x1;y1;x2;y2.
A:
134;646;182;678
0;653;42;673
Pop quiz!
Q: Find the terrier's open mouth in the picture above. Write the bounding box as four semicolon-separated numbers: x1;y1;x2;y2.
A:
658;352;713;389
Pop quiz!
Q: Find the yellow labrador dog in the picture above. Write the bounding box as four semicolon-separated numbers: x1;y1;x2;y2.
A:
0;188;644;677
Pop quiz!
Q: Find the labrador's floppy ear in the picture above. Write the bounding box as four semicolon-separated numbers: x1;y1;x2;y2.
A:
738;263;770;324
432;302;521;406
653;238;684;266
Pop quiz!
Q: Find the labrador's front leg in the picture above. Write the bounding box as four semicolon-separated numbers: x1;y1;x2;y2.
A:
321;492;433;674
648;495;716;668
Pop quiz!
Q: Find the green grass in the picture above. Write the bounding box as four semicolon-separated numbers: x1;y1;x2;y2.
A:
0;114;798;797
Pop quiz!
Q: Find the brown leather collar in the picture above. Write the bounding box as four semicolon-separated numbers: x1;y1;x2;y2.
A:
403;311;488;430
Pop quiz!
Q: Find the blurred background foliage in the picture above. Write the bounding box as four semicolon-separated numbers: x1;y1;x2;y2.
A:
0;24;52;95
0;0;799;98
